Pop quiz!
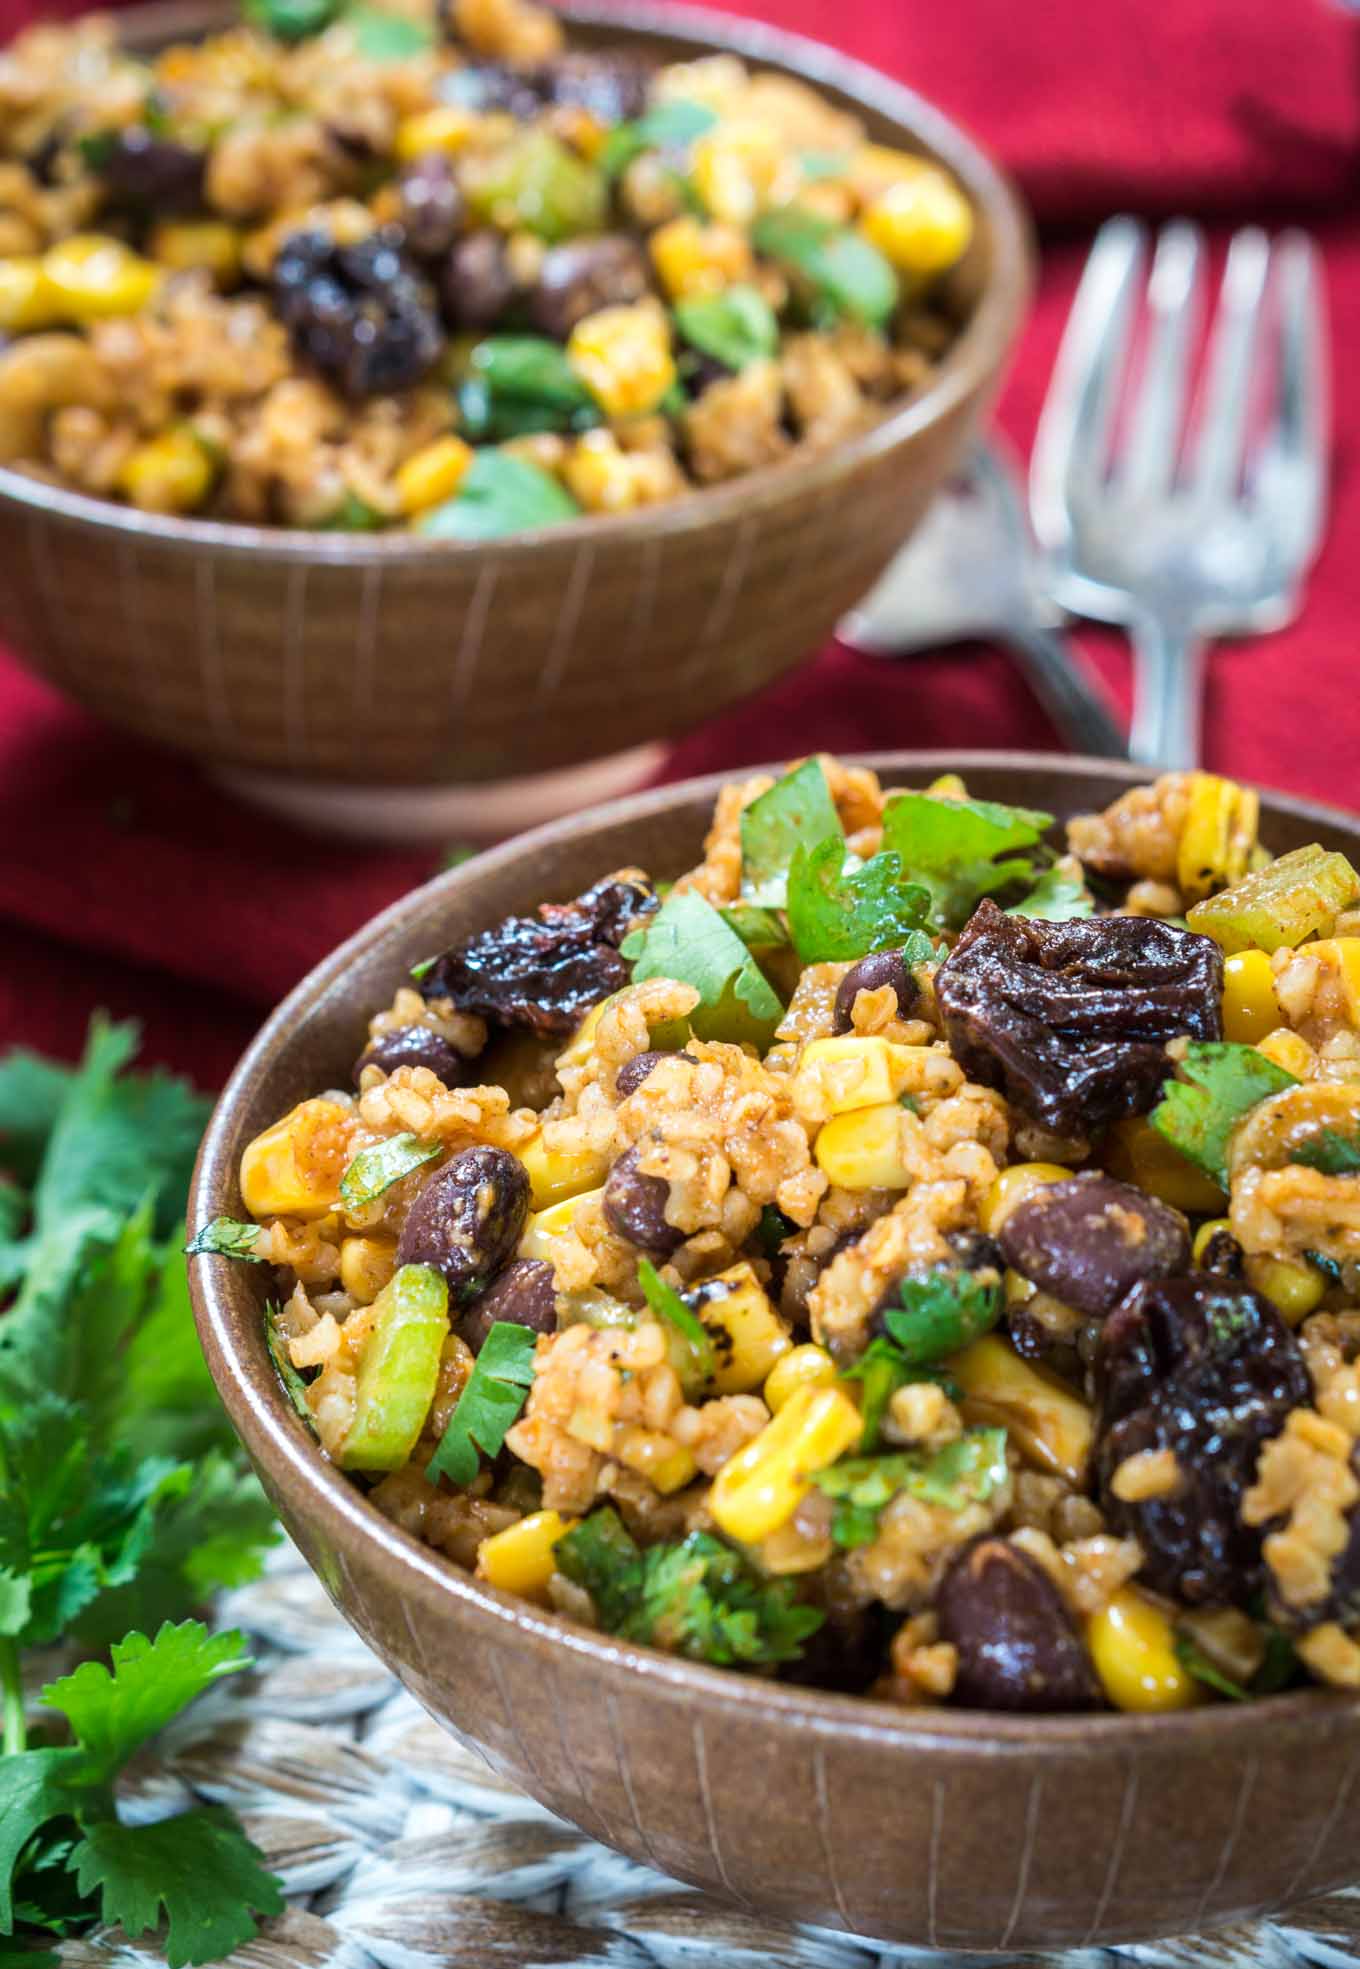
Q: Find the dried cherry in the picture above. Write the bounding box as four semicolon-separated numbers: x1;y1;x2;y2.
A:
273;227;444;399
1095;1275;1310;1605
418;874;656;1036
935;900;1223;1137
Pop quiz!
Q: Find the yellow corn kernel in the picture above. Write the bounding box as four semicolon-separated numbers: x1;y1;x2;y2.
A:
1305;937;1360;1026
1222;948;1280;1045
710;1382;862;1544
1107;1116;1227;1215
0;258;57;332
692;119;791;224
42;234;161;321
978;1162;1072;1235
562;429;647;514
848;142;937;205
814;1102;910;1190
1256;1027;1315;1080
117;426;216;515
518;1129;609;1211
339;1234;399;1305
793;1035;917;1118
475;1509;576;1600
520;1186;605;1259
149;220;243;286
566;301;675;419
764;1343;837;1412
695;1261;792;1394
949;1334;1092;1484
395;105;482;161
613;1427;697;1494
394;434;473;515
1087;1589;1202;1712
240;1098;351;1221
1245;1254;1326;1325
1176;773;1259;904
1191;1217;1233;1266
648;214;753;298
860;170;972;278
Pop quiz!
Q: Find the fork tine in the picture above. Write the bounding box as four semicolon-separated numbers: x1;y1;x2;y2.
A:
1029;217;1145;547
1188;227;1271;500
1250;230;1329;567
1117;221;1204;498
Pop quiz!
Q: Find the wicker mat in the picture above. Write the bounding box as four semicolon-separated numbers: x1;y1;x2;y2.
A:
51;1542;1360;1969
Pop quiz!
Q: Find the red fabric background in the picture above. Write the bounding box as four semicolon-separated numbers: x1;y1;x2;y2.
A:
3;0;1359;1084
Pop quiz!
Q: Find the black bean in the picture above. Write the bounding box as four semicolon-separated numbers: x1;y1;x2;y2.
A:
460;1257;558;1353
615;1048;691;1098
602;1144;683;1255
396;1146;530;1297
529;235;651;340
354;1024;478;1088
937;1537;1102;1712
998;1175;1190;1318
98;128;205;213
440;229;517;331
832;949;919;1034
397;154;465;259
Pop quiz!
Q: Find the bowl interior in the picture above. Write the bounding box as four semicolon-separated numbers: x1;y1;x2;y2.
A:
191;751;1360;1742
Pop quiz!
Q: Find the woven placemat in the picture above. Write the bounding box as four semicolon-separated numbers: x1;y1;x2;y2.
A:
53;1542;1360;1969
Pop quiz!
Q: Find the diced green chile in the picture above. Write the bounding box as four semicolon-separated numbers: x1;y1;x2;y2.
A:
338;1263;450;1471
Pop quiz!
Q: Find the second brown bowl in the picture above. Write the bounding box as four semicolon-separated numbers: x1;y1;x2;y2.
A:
190;753;1360;1951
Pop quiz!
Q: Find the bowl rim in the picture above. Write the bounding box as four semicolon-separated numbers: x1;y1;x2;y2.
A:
0;0;1031;563
190;750;1360;1751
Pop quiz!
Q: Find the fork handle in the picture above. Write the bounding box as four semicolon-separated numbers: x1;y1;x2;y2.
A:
1128;612;1205;769
1005;622;1128;757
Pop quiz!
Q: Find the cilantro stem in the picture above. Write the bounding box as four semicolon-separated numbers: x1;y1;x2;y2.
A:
1;1637;26;1754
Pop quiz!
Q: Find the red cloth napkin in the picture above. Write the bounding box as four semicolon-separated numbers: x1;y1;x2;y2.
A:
4;0;1360;1082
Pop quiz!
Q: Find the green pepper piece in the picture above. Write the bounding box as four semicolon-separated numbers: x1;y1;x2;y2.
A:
465;130;606;243
1186;843;1360;954
338;1263;450;1471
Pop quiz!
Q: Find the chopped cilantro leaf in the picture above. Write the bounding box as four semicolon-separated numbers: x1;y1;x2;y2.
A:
812;1428;1009;1548
1149;1041;1298;1187
880;792;1054;931
184;1216;261;1262
739;759;843;905
1294;1128;1360;1177
621;890;784;1050
637;1259;715;1393
556;1508;822;1665
343;3;433;57
426;1320;537;1487
842;1342;959;1451
880;1266;1002;1367
598;98;717;178
786;838;935;963
1009;864;1094;921
338;1131;441;1208
1173;1632;1248;1702
720;902;790;951
265;1302;313;1422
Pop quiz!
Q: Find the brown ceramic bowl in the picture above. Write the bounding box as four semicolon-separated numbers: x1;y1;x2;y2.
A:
190;754;1360;1949
0;1;1030;790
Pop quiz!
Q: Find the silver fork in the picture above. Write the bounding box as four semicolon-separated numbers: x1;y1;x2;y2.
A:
1030;218;1328;768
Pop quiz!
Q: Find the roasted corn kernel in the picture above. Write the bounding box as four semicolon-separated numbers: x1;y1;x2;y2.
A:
1244;1254;1326;1325
648;214;753;298
519;1130;610;1210
1107;1115;1227;1214
476;1509;576;1599
1176;773;1259;904
949;1334;1092;1484
42;234;161;321
395;434;474;515
562;428;678;513
339;1234;399;1305
764;1343;837;1412
0;258;56;332
860;170;972;277
395;105;482;161
566;301;675;418
1256;1028;1315;1080
695;1262;792;1394
1222;949;1280;1045
1087;1589;1201;1712
814;1102;910;1190
978;1162;1071;1235
240;1097;351;1221
117;426;216;514
520;1187;605;1258
691;119;790;224
709;1382;861;1544
149;220;243;285
793;1035;918;1118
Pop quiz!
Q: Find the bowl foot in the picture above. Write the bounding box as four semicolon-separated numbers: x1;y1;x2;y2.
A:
208;742;667;845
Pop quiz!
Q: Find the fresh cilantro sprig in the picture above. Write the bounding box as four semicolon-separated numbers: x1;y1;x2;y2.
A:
842;1267;999;1448
622;890;784;1050
880;793;1055;931
1149;1041;1298;1187
556;1508;822;1666
426;1320;537;1486
786;839;935;963
0;1622;284;1967
739;759;844;905
812;1428;1009;1549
